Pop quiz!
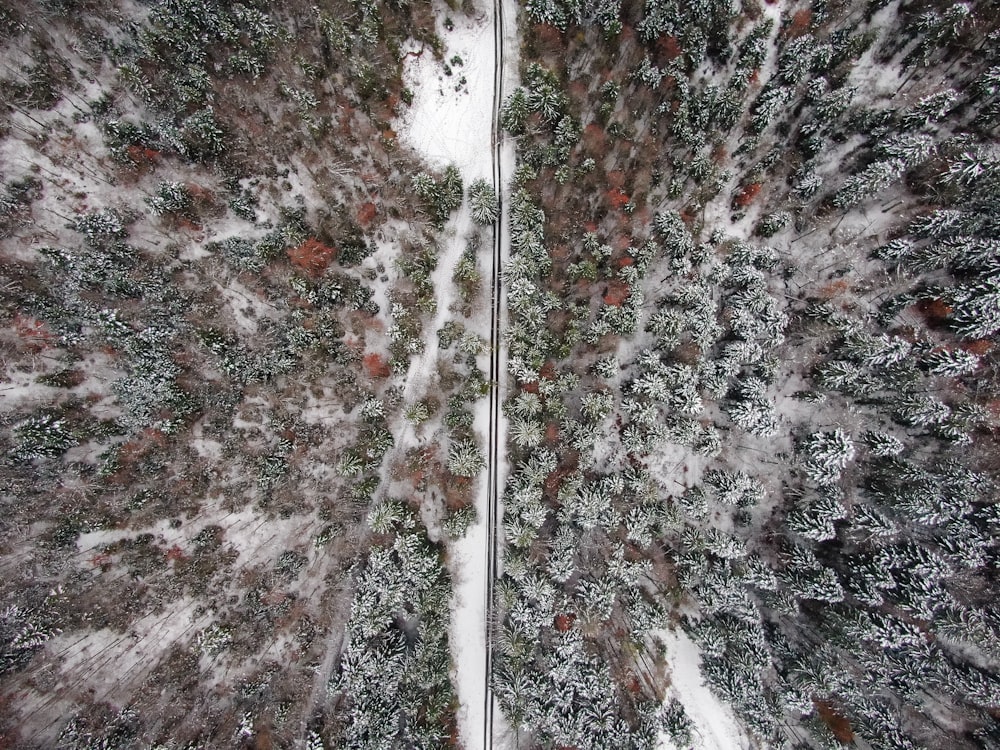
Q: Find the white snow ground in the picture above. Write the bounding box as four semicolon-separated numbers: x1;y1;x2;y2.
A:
396;1;518;748
398;9;497;175
657;628;752;750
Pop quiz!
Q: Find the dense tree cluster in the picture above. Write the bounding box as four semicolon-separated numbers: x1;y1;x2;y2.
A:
0;0;462;744
495;0;1000;747
3;0;1000;746
332;512;456;748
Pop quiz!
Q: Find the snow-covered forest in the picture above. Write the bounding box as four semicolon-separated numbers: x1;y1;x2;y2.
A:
0;0;999;748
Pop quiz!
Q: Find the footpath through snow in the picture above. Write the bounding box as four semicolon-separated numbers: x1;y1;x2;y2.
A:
657;628;751;750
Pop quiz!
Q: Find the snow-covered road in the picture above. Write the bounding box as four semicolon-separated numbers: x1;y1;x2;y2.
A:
397;1;517;747
657;628;751;750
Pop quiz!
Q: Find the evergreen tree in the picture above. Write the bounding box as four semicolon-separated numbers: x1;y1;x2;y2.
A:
447;439;485;477
705;470;764;507
800;429;855;484
146;181;193;216
501;88;529;135
726;378;778;437
11;413;76;461
468;178;500;225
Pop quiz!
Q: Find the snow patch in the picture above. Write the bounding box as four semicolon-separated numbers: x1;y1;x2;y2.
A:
398;8;497;178
658;627;751;750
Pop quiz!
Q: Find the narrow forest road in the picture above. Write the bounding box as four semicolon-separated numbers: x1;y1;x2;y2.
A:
395;0;516;745
483;0;506;744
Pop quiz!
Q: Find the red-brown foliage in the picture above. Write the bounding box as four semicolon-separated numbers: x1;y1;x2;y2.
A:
542;470;560;500
582;123;608;155
554;613;576;631
786;9;812;38
125;145;161;168
363;352;391;378
357;202;378;227
568;80;589;100
186;183;214;203
443;476;473;510
818;279;850;300
612;234;632;252
625;674;643;695
607;188;630;210
288;238;337;276
814;699;855;744
915;298;953;327
603;279;631;306
550;243;572;262
656;35;683;61
734;182;762;207
177;217;202;234
110;428;168;482
14;314;53;352
533;22;563;49
544;465;571;498
964;340;993;356
633;204;652;226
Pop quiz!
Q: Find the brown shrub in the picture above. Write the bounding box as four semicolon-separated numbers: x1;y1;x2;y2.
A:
554;613;576;631
607;188;630;210
603;279;630;306
13;314;53;352
915;298;953;327
357;202;378;227
363;352;391;378
582;123;608;155
786;9;812;38
964;340;993;356
656;35;683;61
814;699;855;744
288;238;337;276
734;182;762;207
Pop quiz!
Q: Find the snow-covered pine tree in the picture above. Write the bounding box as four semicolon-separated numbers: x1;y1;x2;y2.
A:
800;429;855;484
11;413;76;461
447;438;485;477
468;178;499;225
